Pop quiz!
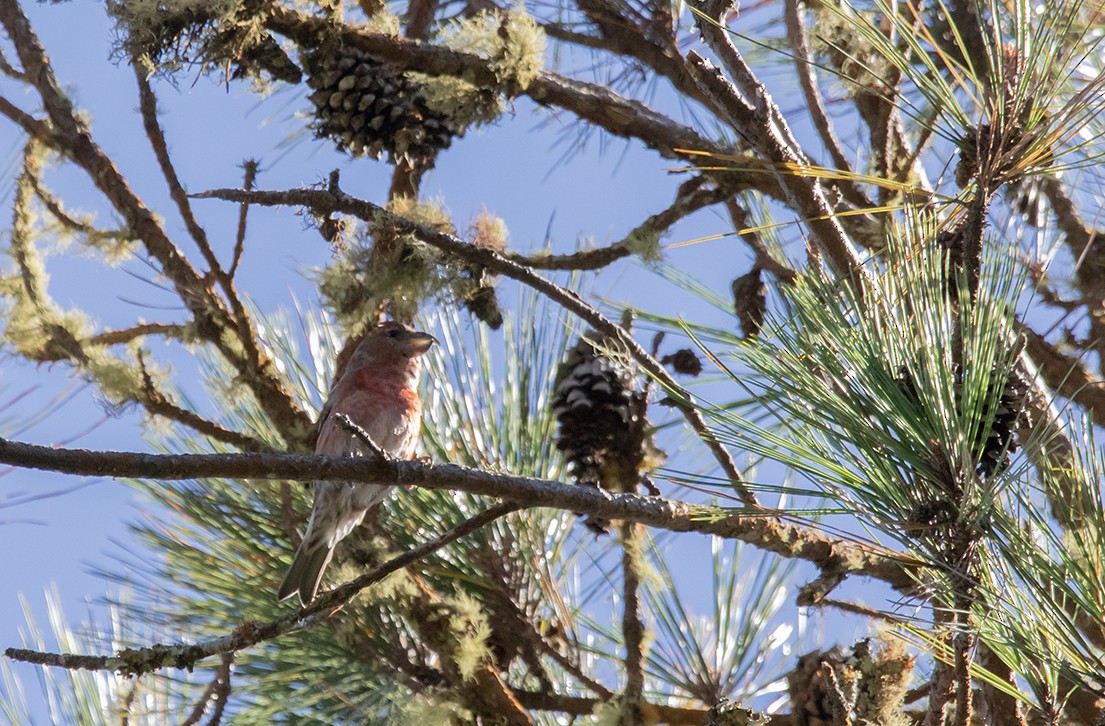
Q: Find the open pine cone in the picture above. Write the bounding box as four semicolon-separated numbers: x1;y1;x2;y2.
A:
304;46;461;169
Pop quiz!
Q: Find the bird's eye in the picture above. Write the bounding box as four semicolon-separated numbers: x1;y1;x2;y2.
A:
387;329;401;338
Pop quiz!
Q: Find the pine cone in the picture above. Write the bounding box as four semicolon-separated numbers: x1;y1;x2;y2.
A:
977;367;1029;478
732;268;767;340
552;332;660;533
661;348;703;377
463;284;503;330
895;361;1028;478
304;46;460;169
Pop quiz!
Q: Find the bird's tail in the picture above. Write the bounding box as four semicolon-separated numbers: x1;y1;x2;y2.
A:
277;535;335;605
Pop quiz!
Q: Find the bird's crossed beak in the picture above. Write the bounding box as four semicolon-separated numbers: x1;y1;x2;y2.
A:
401;330;437;356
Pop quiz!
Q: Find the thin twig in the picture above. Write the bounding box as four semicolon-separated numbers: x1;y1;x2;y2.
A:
620;520;646;725
5;503;520;676
507;177;739;271
180;652;234;726
228;159;257;280
135;352;270;452
134;67;226;281
0;95;59;144
29;175;122;238
724;198;798;284
0;47;23;79
192;181;759;506
85;324;185;347
333;413;388;459
821;597;908;625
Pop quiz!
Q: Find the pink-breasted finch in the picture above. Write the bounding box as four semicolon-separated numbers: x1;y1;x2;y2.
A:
277;321;437;605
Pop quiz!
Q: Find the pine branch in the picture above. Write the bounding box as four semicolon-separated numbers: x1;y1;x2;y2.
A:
5;502;520;676
781;0;871;211
506;177;739;271
0;435;918;590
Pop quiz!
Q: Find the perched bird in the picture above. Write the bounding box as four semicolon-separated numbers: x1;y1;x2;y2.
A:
277;321;436;605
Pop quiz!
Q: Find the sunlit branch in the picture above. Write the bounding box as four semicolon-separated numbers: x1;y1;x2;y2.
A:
0;435;918;590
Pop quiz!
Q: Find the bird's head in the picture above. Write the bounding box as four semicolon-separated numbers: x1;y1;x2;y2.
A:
373;320;437;358
335;321;437;380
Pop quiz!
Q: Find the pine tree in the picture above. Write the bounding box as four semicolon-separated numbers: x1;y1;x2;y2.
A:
1;0;1105;724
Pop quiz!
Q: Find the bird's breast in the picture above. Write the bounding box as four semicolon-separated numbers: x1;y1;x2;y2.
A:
320;370;422;457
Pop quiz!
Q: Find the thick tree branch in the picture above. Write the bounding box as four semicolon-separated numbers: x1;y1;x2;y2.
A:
1021;325;1105;423
0;436;918;590
511;690;715;725
682;44;863;280
1042;176;1105;380
263;6;728;164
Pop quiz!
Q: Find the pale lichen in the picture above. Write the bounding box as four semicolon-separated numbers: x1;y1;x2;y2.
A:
109;0;278;82
84;346;152;408
414;7;546;129
448;592;491;682
808;2;893;98
591;699;620;725
623;226;662;263
361;6;402;36
392;691;472;726
852;636;914;726
317;198;457;327
467;209;509;253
